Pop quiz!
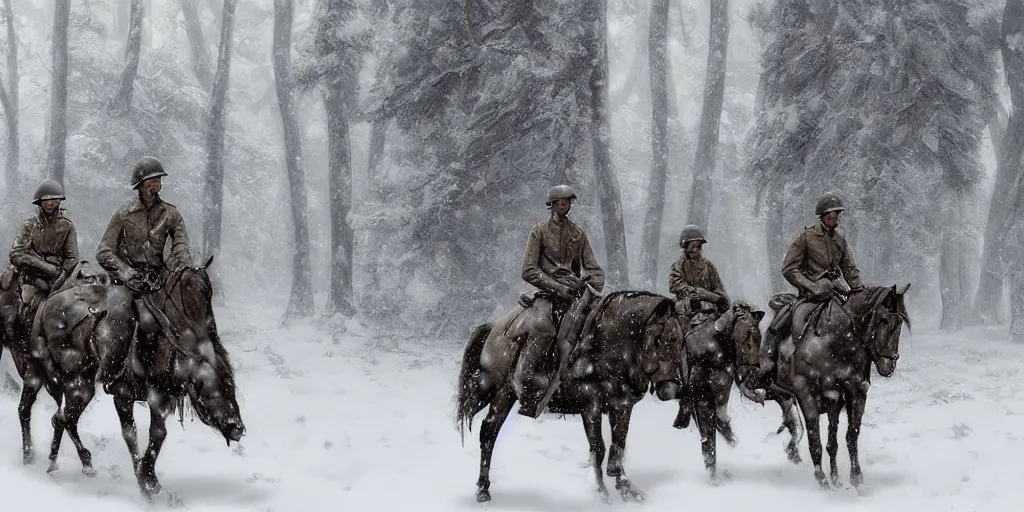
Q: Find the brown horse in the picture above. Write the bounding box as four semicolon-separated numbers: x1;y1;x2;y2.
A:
35;256;245;499
0;273;67;466
455;290;687;504
771;284;911;491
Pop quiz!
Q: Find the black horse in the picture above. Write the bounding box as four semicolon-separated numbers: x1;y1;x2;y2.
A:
455;290;687;504
35;256;245;499
771;284;911;490
0;271;65;465
671;303;776;481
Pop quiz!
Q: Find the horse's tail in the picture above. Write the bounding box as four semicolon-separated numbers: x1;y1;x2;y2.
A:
455;322;494;446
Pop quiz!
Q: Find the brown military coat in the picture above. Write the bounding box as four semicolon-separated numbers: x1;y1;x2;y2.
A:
8;210;80;280
521;215;605;296
668;256;727;302
96;197;194;276
781;222;863;292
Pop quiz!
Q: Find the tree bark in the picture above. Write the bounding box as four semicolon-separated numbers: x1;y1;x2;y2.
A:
44;0;70;185
1010;263;1024;341
638;0;670;289
273;0;314;321
180;0;214;89
1;0;18;206
686;0;729;230
323;86;354;317
108;0;144;116
588;0;629;289
201;0;237;261
940;194;969;331
975;0;1024;324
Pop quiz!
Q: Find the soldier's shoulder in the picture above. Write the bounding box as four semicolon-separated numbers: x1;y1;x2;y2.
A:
117;199;141;214
56;210;75;225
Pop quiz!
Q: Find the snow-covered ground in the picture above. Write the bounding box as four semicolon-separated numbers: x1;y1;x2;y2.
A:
0;304;1022;511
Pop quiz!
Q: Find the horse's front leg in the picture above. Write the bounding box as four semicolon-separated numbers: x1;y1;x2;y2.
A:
13;353;49;465
607;405;644;502
113;395;141;472
826;403;842;487
136;389;174;499
796;391;828;488
475;387;515;503
581;403;610;503
59;373;99;476
777;396;803;464
845;385;868;491
694;399;719;483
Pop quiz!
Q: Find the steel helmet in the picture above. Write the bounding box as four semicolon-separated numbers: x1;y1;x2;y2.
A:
679;224;707;248
32;179;66;205
130;156;168;190
545;184;578;207
814;192;845;216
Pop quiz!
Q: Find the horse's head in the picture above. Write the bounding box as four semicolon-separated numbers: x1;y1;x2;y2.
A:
166;256;246;444
713;302;765;367
849;283;911;377
642;298;687;401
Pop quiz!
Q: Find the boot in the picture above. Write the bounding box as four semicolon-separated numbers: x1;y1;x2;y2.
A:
531;293;593;416
514;335;556;418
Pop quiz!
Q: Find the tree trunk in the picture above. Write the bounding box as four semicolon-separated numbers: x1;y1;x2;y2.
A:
201;0;237;262
1;0;17;208
764;182;788;293
180;0;213;89
588;0;629;289
939;197;965;331
273;0;314;321
1010;263;1024;341
366;117;388;188
108;0;144;116
686;0;729;229
975;0;1024;324
44;0;70;185
638;0;670;289
115;0;131;40
323;86;355;317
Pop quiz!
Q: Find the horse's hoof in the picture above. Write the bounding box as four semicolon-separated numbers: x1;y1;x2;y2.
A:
617;483;646;503
46;461;58;474
786;447;802;464
82;466;98;478
476;489;491;503
23;451;35;465
598;490;613;505
139;475;162;498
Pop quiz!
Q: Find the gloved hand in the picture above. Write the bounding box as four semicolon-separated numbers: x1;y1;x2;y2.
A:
41;262;61;278
559;274;582;291
554;284;576;301
808;279;834;299
117;266;140;285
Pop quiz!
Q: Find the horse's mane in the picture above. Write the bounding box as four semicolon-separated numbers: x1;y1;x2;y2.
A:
578;290;675;352
851;285;912;330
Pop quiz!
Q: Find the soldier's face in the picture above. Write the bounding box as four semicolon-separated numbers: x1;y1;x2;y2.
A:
40;199;60;215
551;198;572;216
822;211;840;229
686;241;703;259
142;177;162;196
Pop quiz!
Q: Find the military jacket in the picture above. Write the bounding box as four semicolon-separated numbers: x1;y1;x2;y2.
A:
8;210;80;279
96;196;194;275
521;215;605;295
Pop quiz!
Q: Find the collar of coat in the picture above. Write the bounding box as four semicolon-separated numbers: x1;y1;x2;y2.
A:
35;208;68;225
812;221;841;237
126;195;166;214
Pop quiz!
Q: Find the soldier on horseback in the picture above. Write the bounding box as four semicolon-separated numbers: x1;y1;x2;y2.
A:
4;179;80;378
669;225;729;328
514;184;605;418
95;156;195;365
758;192;864;389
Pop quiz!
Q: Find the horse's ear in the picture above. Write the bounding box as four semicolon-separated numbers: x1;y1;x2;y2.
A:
752;310;765;323
897;283;910;296
203;255;214;269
